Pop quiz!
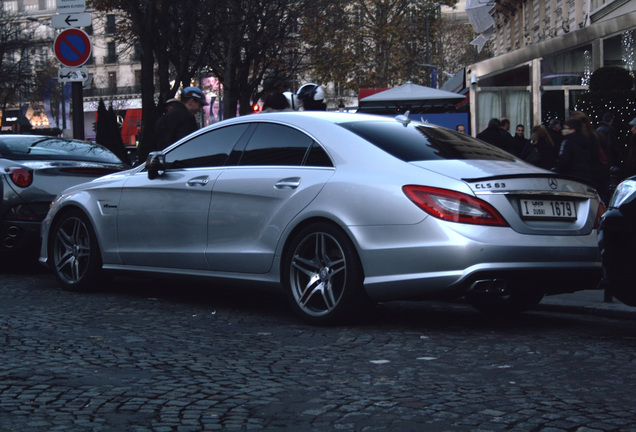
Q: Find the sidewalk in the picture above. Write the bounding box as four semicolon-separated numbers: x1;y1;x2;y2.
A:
538;289;636;320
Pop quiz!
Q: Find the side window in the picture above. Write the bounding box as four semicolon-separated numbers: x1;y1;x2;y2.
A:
165;124;249;168
304;142;333;167
239;123;313;166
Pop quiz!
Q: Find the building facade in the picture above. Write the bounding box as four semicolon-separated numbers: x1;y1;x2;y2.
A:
1;0;142;143
466;0;636;139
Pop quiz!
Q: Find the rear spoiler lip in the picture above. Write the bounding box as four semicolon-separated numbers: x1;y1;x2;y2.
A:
462;173;596;189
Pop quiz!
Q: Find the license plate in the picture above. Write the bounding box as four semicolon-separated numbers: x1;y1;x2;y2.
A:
519;199;577;220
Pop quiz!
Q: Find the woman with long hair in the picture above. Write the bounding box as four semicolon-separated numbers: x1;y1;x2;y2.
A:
569;111;604;193
521;125;555;170
555;118;595;185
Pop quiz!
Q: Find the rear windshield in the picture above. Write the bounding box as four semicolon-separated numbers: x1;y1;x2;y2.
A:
339;121;517;162
0;136;122;164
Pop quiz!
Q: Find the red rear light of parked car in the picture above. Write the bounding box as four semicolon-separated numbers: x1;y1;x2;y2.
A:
403;185;508;227
594;201;607;229
8;168;33;188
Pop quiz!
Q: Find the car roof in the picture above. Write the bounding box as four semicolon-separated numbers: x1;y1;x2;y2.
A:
205;111;416;130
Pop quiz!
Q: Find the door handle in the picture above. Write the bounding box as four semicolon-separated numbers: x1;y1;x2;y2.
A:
275;177;301;189
186;176;210;187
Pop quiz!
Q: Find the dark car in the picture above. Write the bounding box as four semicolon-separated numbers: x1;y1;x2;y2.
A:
598;177;636;306
0;135;128;256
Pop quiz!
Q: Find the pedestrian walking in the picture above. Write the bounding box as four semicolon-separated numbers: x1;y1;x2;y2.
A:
512;124;529;157
296;83;327;111
596;112;619;168
569;111;604;195
555;119;594;185
521;125;556;170
155;86;208;151
476;118;515;155
261;91;290;112
547;118;563;150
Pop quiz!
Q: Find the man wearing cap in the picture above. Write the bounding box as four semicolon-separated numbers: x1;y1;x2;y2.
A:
155;86;208;150
622;117;636;179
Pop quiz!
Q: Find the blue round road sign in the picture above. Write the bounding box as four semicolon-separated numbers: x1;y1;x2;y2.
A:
54;28;92;67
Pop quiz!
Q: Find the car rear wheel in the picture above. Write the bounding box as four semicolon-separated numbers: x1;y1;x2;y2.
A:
50;209;102;291
283;222;370;325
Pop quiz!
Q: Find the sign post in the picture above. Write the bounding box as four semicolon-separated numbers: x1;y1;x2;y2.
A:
54;28;92;67
53;0;90;139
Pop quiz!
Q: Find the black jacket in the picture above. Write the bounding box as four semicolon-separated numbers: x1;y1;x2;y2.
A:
154;102;199;151
556;131;594;184
476;126;513;154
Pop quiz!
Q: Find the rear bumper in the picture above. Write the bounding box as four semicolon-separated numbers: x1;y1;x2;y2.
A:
0;220;41;253
351;221;601;302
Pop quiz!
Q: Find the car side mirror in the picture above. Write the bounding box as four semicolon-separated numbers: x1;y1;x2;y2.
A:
147;152;166;180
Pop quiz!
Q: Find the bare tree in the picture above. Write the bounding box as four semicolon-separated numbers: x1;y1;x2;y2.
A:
302;0;456;89
436;18;493;88
0;9;39;117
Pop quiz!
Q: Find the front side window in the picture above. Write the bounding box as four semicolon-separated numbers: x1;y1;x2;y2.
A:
165;124;249;169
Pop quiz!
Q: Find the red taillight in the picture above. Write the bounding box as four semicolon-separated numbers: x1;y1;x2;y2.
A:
8;168;33;188
402;185;508;227
594;201;607;229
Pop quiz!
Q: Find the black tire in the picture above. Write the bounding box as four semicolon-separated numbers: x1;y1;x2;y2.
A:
466;286;544;315
49;209;103;292
282;222;370;325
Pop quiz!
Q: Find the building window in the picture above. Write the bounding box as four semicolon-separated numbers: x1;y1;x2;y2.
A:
108;72;117;90
132;42;141;61
105;42;118;64
134;70;142;87
105;14;116;34
603;30;635;73
3;2;18;12
542;45;593;86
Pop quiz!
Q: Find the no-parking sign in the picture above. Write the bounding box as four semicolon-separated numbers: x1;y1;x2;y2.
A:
54;28;92;67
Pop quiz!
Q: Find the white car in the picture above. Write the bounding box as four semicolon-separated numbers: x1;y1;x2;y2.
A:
40;112;604;324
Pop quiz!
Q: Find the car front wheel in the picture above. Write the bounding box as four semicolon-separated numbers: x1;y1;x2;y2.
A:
50;209;102;291
283;222;369;325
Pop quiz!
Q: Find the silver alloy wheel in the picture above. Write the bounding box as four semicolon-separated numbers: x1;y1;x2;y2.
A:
53;215;92;285
289;231;347;317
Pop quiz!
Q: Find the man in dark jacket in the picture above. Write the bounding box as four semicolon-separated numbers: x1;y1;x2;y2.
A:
155;86;208;151
476;118;513;153
556;119;594;185
547;118;563;148
596;112;618;167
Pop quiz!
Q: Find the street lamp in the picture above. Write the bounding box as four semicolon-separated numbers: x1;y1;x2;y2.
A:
421;3;440;87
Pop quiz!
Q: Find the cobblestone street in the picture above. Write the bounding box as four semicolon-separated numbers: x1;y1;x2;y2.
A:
1;263;636;431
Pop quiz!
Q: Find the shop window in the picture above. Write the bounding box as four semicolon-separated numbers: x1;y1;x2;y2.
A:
476;90;530;136
603;30;635;73
478;65;530;87
542;45;593;86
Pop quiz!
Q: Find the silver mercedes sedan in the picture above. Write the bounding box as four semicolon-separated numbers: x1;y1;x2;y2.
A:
40;112;603;324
